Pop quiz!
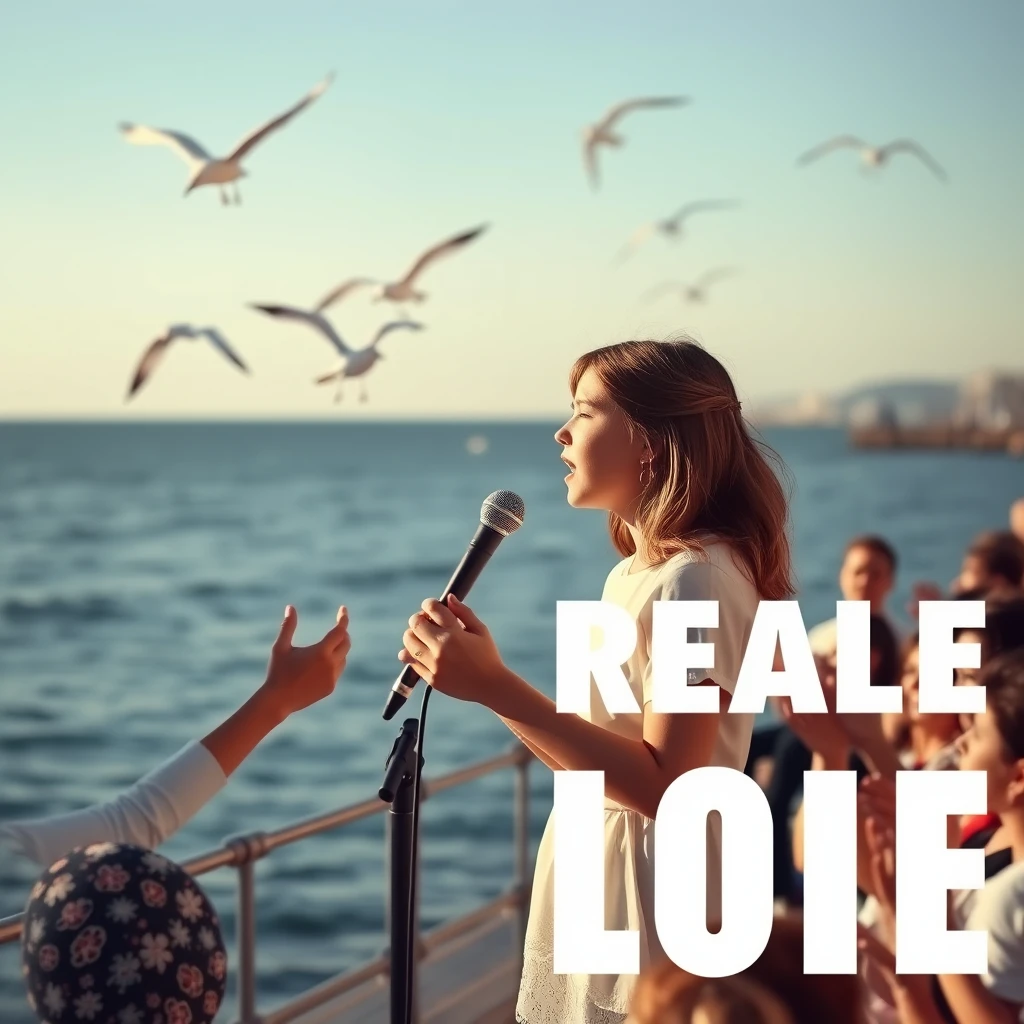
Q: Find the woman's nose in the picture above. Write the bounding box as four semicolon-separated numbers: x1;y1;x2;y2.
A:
554;424;570;445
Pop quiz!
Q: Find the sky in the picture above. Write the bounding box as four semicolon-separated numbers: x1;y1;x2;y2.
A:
1;0;1021;419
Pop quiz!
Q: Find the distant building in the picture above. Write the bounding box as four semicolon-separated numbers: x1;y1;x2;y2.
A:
955;371;1024;429
848;397;899;429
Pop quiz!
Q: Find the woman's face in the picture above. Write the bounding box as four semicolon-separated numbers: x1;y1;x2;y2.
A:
954;628;986;732
554;367;648;515
900;645;922;720
956;703;1021;815
901;642;961;740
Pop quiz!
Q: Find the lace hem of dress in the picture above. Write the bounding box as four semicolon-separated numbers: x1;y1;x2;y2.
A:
515;943;630;1024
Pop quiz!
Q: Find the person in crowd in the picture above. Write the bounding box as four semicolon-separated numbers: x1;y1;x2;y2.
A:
859;649;1024;1023
1011;498;1024;545
808;535;901;655
0;604;350;867
749;533;900;906
624;912;862;1024
956;530;1024;598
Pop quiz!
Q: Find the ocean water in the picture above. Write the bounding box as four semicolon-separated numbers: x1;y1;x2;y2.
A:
1;421;1021;1021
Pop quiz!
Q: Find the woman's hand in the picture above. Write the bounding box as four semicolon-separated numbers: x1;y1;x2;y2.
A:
203;604;350;777
399;595;509;706
260;604;351;720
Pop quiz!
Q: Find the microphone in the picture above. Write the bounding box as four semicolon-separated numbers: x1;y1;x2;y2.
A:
382;489;526;720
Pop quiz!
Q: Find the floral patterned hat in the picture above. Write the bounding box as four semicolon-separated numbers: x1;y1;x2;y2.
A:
20;843;227;1024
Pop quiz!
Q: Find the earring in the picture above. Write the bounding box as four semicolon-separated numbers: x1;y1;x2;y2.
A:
639;459;653;488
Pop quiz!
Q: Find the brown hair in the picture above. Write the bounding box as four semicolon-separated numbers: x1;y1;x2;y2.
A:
967;530;1024;588
570;338;794;600
628;913;860;1024
983;650;1024;760
845;534;898;573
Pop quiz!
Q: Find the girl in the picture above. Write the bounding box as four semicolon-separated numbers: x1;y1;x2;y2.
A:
399;338;794;1024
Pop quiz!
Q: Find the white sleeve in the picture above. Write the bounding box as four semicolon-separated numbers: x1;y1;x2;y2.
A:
0;741;228;868
966;865;1024;1004
642;561;731;706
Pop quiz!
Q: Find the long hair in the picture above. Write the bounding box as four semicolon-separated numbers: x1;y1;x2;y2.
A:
570;338;794;600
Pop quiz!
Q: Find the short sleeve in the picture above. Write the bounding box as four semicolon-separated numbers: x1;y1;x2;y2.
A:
641;561;728;707
966;863;1024;1002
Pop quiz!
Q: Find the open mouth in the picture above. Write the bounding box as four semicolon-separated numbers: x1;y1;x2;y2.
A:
561;456;576;477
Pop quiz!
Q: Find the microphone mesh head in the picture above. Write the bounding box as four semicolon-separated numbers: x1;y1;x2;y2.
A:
481;490;525;537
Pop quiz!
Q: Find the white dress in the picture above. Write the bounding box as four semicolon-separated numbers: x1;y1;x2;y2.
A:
516;540;761;1024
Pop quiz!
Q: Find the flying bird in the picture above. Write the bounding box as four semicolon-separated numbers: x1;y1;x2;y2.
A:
797;135;947;182
119;73;334;204
126;324;249;400
641;268;738;305
582;96;689;189
315;225;488;315
250;303;424;403
614;199;738;263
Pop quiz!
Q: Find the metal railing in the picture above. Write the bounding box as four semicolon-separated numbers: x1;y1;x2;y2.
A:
1;743;535;1024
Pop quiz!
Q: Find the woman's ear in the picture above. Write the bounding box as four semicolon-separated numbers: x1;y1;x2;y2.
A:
1007;761;1024;807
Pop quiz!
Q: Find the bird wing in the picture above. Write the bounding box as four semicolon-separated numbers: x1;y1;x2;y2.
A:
599;96;689;131
313;363;344;384
126;335;172;399
613;222;656;263
881;139;947;181
582;138;600;189
119;124;212;170
369;320;425;348
249;303;351;355
640;281;684;303
200;328;250;373
671;198;739;224
398;224;488;287
314;277;376;312
796;135;866;165
226;73;333;163
694;266;738;290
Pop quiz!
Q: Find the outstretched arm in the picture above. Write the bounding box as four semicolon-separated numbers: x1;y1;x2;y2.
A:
1;605;350;867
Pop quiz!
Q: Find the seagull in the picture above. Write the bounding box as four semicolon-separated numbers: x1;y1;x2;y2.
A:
641;268;738;305
614;199;738;263
126;324;249;401
797;135;947;182
249;304;424;403
582;96;689;189
315;225;488;316
119;73;334;205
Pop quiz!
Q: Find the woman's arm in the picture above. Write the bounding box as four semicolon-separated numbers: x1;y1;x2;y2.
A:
499;717;566;771
485;666;722;819
0;605;350;866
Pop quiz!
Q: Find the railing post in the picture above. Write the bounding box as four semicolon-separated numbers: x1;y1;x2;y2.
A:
514;751;531;967
238;860;257;1023
229;832;269;1024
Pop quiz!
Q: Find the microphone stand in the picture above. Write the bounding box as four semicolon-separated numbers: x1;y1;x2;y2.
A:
379;713;425;1024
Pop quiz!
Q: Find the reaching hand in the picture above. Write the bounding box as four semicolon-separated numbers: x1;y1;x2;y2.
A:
398;595;509;706
260;604;351;719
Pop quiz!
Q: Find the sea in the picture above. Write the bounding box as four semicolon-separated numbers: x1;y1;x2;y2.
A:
1;421;1021;1021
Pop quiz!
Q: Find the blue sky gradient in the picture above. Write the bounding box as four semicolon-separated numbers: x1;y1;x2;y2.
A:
1;1;1021;417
